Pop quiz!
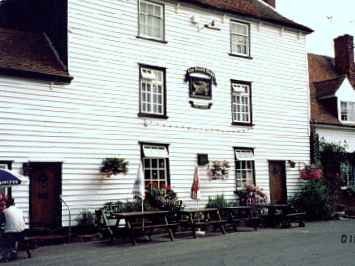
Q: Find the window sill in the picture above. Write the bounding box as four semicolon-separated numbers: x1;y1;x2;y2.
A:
136;36;168;44
228;53;253;60
138;113;169;119
231;122;254;127
341;186;355;190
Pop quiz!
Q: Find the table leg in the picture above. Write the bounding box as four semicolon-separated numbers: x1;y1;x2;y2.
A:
126;219;136;246
230;212;237;232
189;214;197;239
164;215;174;241
216;210;226;234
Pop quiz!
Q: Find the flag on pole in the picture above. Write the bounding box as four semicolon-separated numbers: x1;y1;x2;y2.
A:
191;165;200;200
133;162;146;230
133;162;145;200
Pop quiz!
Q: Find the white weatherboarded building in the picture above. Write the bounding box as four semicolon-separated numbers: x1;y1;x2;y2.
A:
0;0;312;227
309;35;355;188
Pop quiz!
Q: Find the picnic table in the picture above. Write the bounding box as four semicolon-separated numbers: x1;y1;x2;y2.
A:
256;204;305;228
178;208;226;238
220;206;260;231
112;211;177;245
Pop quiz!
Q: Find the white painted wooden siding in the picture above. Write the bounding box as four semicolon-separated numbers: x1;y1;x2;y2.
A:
316;127;355;152
1;0;310;226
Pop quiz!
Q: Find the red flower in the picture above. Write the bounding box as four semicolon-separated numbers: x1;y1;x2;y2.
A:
300;167;321;180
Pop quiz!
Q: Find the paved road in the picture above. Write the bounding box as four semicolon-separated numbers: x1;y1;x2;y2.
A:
7;220;355;266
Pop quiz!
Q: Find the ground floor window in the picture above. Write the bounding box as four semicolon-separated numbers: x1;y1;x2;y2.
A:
340;160;355;187
234;148;255;188
0;161;13;196
141;144;170;189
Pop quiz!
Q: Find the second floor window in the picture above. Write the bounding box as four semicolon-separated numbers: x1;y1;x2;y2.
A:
139;65;166;117
231;81;252;124
138;0;164;40
340;101;355;122
230;21;250;56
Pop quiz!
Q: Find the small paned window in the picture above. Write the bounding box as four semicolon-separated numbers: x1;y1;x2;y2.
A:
340;101;355;123
231;81;252;124
139;66;166;117
230;21;250;56
235;148;255;188
142;144;169;189
139;0;164;40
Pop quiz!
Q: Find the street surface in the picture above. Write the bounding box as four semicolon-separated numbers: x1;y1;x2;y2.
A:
6;220;355;266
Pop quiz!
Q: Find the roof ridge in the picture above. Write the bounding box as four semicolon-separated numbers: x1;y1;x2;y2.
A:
308;53;334;59
255;0;276;10
313;75;346;84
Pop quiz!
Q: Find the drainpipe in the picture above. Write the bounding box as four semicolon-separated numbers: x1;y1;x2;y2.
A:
60;195;71;243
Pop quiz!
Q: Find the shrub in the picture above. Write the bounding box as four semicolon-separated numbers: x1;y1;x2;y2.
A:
145;186;182;212
103;200;155;213
75;209;95;227
206;194;232;209
290;180;332;221
234;185;268;206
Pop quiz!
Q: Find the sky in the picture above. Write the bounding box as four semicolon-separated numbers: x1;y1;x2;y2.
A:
277;0;355;57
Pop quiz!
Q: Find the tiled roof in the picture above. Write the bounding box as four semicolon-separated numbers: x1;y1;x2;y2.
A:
308;53;355;127
314;76;345;99
0;27;72;83
180;0;313;33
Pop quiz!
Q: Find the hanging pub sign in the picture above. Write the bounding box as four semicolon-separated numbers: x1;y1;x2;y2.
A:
185;67;217;101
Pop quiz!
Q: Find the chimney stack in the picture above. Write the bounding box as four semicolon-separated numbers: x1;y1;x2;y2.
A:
334;34;355;76
263;0;276;8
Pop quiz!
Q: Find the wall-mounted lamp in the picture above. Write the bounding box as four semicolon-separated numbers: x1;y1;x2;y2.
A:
287;160;296;168
204;19;220;31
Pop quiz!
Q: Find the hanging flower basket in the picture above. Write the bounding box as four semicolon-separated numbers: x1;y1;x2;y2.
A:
208;160;230;180
100;157;129;177
300;165;322;180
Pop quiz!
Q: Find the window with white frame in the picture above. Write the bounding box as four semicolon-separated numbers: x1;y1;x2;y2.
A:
340;101;355;123
142;144;169;188
230;21;250;56
231;81;251;124
235;148;255;188
140;66;166;116
138;0;164;40
341;161;355;187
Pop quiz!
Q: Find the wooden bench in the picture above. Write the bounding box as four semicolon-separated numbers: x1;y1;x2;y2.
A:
113;211;176;245
281;212;306;228
95;210;119;241
178;208;226;238
220;206;261;232
17;234;64;259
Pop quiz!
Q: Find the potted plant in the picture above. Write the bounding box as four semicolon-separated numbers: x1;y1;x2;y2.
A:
300;164;322;180
145;185;183;212
75;209;96;235
208;160;230;179
234;184;267;206
100;157;129;177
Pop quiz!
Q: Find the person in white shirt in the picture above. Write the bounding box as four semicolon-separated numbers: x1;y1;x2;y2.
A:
1;198;26;262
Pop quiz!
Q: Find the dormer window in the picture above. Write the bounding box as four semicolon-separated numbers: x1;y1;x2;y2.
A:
340;101;355;123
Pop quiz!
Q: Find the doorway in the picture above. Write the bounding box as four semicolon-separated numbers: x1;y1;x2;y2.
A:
29;162;62;228
268;161;287;204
